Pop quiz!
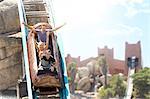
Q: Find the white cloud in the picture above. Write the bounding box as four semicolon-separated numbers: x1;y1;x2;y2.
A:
112;0;144;5
112;0;150;17
117;24;143;36
90;24;143;39
128;0;144;4
125;6;150;17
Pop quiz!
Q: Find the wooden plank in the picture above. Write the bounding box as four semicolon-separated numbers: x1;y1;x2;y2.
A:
26;11;48;16
26;11;49;18
26;11;47;14
27;15;49;18
23;0;44;3
24;1;46;5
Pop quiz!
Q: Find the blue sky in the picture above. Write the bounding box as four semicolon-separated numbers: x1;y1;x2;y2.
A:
53;0;150;67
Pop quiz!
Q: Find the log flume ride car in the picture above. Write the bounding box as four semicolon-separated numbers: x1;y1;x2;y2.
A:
27;22;64;89
17;0;70;98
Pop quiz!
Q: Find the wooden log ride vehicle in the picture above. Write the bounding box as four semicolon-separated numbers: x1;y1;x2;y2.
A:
27;22;64;90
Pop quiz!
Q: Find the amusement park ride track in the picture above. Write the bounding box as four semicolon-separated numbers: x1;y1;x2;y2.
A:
17;0;70;99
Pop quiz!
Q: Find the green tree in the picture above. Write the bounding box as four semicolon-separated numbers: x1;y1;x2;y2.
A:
98;74;126;98
98;86;114;99
109;75;126;97
132;67;150;98
97;55;108;87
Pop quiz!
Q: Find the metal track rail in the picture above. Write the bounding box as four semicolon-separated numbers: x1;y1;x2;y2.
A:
17;0;33;98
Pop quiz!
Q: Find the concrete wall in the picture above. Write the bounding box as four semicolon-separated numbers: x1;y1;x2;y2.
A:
0;0;49;35
0;0;20;34
0;37;22;90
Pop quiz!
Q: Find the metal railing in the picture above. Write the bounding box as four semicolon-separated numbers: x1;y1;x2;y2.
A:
17;0;33;98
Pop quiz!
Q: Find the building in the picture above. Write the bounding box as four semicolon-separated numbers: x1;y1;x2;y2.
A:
125;41;142;75
65;54;80;68
98;41;142;75
65;41;142;76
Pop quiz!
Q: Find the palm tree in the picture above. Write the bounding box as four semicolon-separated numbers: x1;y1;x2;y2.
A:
97;54;108;87
67;62;77;93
